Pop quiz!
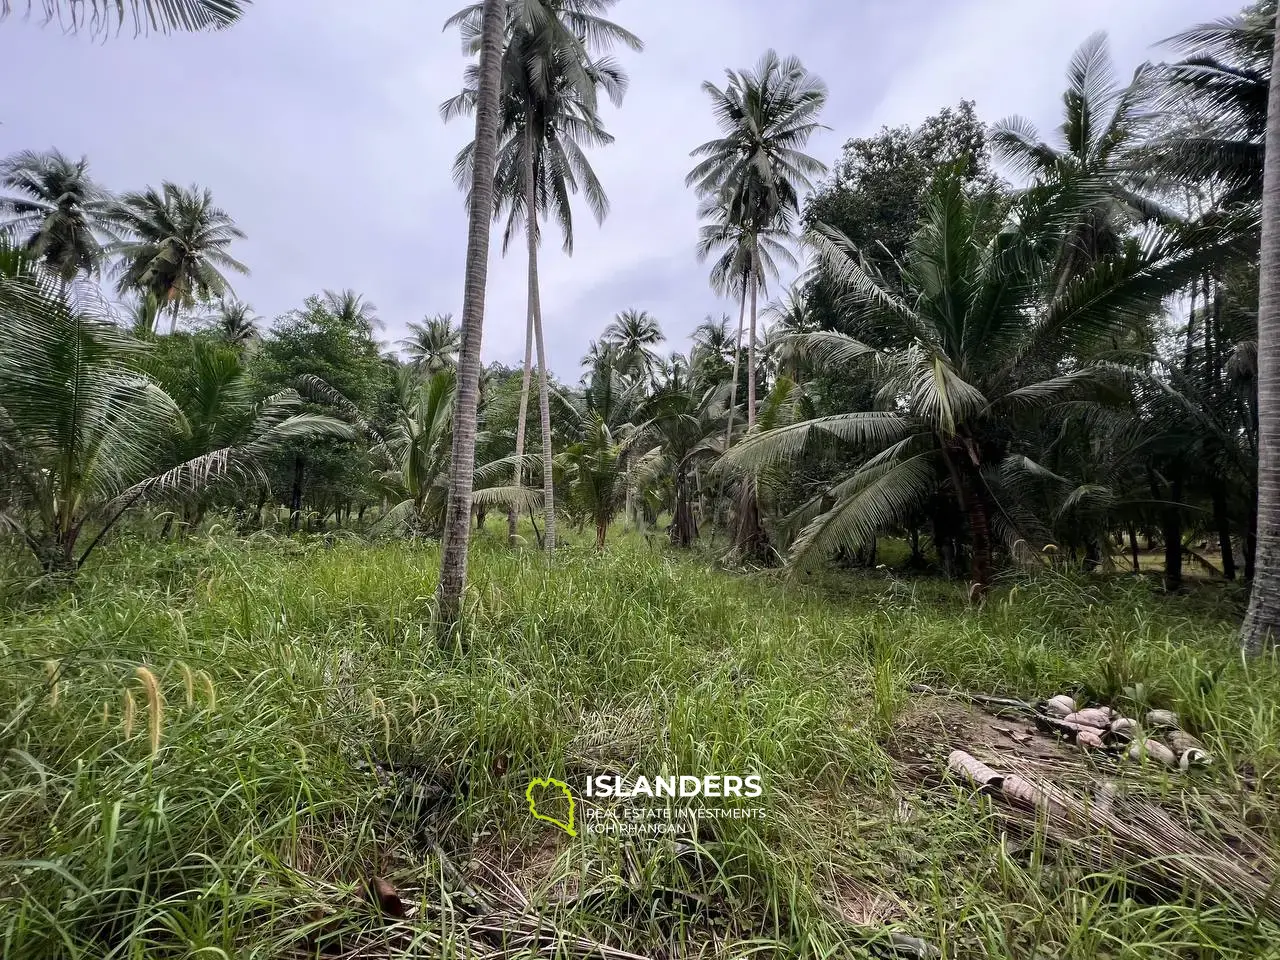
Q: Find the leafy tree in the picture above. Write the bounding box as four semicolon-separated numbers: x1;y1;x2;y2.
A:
251;292;394;530
0;149;111;281
111;182;248;335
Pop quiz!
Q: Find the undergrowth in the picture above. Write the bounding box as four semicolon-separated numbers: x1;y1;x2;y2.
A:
1;531;1278;958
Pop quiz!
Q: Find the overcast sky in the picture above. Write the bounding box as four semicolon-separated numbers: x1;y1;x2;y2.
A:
1;0;1240;377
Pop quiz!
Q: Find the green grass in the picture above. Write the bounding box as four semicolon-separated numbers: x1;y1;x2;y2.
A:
2;529;1279;958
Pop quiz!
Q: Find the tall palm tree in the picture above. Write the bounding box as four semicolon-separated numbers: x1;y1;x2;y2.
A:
0;149;111;281
696;195;797;442
111;182;248;334
602;308;663;383
687;51;826;436
402;313;462;372
1241;14;1280;655
0;0;249;36
444;0;639;553
435;0;505;630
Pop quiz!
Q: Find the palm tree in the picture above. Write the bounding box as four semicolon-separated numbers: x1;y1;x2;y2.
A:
723;178;1231;595
0;242;346;573
369;367;457;536
402;313;462;372
443;0;639;554
696;195;797;441
992;32;1165;294
111;182;248;334
602;308;663;383
435;0;505;630
0;149;111;281
1146;2;1274;208
212;298;258;348
1241;11;1280;655
687;51;827;438
0;0;249;36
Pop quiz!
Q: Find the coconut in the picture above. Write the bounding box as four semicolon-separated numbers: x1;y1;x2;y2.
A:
1076;729;1106;750
1146;709;1180;729
1179;748;1212;770
1128;738;1176;768
1166;729;1205;754
1064;707;1112;730
1044;695;1077;718
1109;717;1139;742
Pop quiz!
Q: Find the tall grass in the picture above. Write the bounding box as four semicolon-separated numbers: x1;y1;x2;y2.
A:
1;531;1277;957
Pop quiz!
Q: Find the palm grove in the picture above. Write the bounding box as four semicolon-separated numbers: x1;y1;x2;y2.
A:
3;0;1280;653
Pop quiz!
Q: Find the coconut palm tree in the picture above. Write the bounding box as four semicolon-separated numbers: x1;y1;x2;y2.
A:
402;313;462;372
0;149;111;281
1241;10;1280;654
0;0;249;36
211;298;258;348
602;308;663;383
1146;2;1273;208
0;242;346;573
687;51;826;442
443;0;639;553
435;0;505;629
723;177;1232;595
991;32;1166;293
111;182;248;334
369;366;457;536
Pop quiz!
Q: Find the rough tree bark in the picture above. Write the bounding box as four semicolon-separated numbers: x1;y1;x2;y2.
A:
1242;21;1280;653
435;0;504;632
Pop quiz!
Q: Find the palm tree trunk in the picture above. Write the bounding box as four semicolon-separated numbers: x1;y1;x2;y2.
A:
1163;472;1184;592
724;277;748;448
1128;520;1140;574
1212;480;1236;581
524;127;556;558
747;268;758;430
1242;22;1280;652
435;0;504;631
509;302;535;544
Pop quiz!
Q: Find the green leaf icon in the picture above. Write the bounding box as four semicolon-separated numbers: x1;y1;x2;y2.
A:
526;777;576;837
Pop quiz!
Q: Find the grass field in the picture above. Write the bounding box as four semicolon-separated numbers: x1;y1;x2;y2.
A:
2;530;1278;958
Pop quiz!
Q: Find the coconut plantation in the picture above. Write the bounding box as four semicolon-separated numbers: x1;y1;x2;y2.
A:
2;1;1280;958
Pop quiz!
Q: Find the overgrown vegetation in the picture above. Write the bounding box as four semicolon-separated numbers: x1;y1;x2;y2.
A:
2;533;1277;958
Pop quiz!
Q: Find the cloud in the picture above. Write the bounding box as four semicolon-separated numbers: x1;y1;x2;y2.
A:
0;0;1240;376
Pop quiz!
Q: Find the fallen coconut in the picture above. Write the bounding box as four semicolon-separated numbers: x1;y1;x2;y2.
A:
1064;707;1112;730
1076;728;1106;750
1128;738;1177;768
1146;709;1180;729
1166;729;1206;755
1044;694;1076;718
1109;717;1139;742
1179;748;1212;771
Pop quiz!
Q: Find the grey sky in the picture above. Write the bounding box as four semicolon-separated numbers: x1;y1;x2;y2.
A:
1;0;1240;378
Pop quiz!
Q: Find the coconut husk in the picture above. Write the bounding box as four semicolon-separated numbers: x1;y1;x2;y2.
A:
1128;739;1177;768
1044;695;1076;718
1166;730;1206;755
947;750;1003;789
1076;729;1106;751
1109;717;1138;742
1064;708;1112;730
1146;709;1180;730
